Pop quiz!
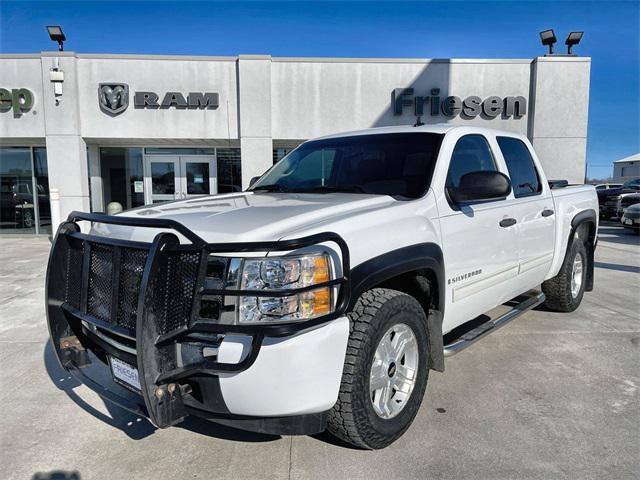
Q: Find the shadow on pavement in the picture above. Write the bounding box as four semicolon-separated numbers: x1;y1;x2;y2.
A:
43;340;280;443
594;261;640;274
179;416;281;443
32;471;81;480
44;340;156;440
597;223;640;247
310;430;362;450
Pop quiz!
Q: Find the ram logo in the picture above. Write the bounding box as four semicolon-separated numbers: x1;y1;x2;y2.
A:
98;83;129;115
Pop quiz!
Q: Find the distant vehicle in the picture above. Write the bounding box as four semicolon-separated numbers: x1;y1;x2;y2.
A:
616;193;640;218
598;178;640;219
621;203;640;233
0;179;50;229
594;183;622;191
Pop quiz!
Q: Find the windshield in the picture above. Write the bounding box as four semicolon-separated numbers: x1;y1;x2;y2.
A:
250;133;443;199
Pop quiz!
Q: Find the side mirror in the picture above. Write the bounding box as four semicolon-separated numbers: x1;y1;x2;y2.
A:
448;171;511;204
249;176;260;187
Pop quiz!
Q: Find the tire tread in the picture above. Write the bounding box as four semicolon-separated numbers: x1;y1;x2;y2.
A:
327;288;425;449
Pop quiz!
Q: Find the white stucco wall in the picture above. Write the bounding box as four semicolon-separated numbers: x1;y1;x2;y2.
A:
529;56;591;183
76;55;239;140
270;58;532;139
0;56;46;138
0;52;592;226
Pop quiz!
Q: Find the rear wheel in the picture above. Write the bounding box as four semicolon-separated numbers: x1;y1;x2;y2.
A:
327;288;429;449
542;237;587;312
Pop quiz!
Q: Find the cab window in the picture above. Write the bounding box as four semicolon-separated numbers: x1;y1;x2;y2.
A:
497;137;542;197
446;135;497;188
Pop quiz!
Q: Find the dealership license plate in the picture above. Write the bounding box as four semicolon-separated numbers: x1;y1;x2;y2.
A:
109;357;141;392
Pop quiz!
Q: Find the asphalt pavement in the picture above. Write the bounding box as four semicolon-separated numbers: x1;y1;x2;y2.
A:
1;222;638;479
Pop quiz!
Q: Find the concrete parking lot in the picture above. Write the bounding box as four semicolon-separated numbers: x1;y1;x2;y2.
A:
1;222;638;480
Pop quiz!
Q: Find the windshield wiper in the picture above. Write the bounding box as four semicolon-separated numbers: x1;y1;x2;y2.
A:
251;184;290;193
304;184;370;194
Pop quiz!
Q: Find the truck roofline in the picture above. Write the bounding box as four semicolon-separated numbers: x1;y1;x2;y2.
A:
310;124;529;142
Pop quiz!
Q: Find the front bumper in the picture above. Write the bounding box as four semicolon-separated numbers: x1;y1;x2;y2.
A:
621;212;640;228
46;212;351;434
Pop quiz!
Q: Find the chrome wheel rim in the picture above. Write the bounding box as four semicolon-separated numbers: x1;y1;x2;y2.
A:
570;253;583;298
369;323;419;419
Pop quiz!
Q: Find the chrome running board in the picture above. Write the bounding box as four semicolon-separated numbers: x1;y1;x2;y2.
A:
443;291;546;357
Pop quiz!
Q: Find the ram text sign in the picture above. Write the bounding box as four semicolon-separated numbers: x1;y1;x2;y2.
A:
98;83;219;116
392;88;526;119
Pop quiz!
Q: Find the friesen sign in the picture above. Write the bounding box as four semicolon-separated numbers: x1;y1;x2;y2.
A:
392;88;526;119
0;88;34;115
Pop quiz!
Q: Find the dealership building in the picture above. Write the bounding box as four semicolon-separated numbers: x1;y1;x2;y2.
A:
0;51;591;235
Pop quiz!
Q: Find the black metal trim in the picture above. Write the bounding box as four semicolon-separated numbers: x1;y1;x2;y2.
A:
67;230;151;250
567;208;597;292
186;407;329;436
155;333;264;384
62;303;136;340
67;211;207;246
349;243;445;314
80;240;91;314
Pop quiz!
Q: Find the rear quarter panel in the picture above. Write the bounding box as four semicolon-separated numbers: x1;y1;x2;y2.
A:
547;184;598;279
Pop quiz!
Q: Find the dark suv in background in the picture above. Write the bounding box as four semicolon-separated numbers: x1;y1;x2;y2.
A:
598;178;640;219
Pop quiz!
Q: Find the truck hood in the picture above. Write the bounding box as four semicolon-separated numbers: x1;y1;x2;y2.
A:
93;192;397;244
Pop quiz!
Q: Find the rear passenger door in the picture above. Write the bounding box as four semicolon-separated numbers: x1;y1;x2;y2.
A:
437;134;520;332
495;136;555;287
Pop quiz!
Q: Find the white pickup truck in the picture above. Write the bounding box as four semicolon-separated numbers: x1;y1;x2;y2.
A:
46;125;598;449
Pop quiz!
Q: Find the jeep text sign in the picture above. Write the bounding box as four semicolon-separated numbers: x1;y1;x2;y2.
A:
392;88;526;119
0;88;34;115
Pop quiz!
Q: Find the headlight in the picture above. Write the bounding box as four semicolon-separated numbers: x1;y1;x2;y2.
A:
237;253;333;324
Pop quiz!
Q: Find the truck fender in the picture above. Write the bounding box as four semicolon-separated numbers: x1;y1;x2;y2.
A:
348;243;445;372
566;209;597;291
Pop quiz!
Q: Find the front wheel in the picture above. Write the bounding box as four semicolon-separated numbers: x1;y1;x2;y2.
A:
542;236;587;312
327;288;429;449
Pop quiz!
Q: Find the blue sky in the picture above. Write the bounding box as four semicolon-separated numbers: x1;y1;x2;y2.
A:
1;1;638;179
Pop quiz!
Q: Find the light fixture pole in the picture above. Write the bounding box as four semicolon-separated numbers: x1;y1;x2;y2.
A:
46;25;66;51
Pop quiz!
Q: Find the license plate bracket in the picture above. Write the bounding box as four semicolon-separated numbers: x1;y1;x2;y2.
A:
109;356;142;392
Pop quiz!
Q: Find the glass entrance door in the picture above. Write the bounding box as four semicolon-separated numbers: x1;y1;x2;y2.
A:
180;156;217;199
145;155;179;204
144;155;216;205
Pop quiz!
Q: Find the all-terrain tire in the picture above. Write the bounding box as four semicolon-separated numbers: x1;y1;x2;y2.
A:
327;288;429;449
542;236;587;312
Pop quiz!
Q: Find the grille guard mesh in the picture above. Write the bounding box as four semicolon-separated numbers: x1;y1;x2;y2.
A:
46;211;350;428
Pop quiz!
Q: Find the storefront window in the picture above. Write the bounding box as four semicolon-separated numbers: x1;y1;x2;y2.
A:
273;148;292;164
100;148;144;212
33;148;51;234
0;147;50;235
217;148;242;193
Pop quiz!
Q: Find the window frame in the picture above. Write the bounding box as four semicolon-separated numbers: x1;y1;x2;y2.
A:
496;136;544;199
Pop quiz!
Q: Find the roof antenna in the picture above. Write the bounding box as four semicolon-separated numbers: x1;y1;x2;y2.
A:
413;116;424;127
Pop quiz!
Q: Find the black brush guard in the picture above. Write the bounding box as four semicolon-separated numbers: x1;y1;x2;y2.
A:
46;211;350;428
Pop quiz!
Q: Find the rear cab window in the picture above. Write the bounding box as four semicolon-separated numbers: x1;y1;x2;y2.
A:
496;137;542;197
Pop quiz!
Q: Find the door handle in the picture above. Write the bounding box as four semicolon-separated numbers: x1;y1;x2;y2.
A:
542;209;555;217
499;217;517;228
